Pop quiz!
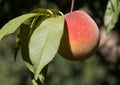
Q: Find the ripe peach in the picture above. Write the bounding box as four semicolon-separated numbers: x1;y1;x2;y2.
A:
58;11;100;61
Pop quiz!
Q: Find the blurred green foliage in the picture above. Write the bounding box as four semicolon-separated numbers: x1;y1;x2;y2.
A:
0;0;120;85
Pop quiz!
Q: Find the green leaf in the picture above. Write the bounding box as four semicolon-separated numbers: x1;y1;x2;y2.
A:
31;8;63;16
14;36;21;62
31;8;51;15
104;0;120;33
0;13;40;40
16;15;50;73
29;16;64;80
29;15;50;37
19;24;34;72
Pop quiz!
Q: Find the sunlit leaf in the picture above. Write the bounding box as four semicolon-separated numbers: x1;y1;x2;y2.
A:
104;0;120;33
0;13;40;40
29;16;64;80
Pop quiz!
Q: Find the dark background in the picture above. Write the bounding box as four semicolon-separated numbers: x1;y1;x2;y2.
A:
0;0;120;85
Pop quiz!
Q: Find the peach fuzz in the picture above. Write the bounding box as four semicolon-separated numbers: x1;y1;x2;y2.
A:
58;11;100;61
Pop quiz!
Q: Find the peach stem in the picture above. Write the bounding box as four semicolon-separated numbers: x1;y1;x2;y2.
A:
70;0;74;12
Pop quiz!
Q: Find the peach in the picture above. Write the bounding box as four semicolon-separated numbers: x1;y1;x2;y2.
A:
58;11;100;61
